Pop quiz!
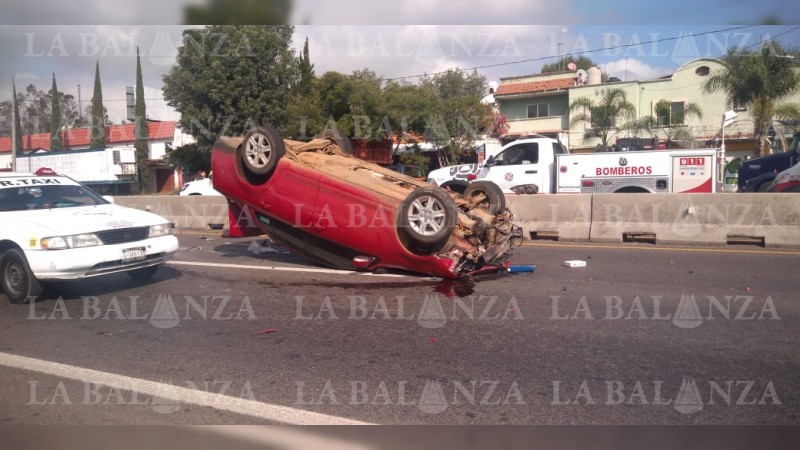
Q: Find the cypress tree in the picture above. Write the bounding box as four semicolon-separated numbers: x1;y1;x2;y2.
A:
90;61;106;149
12;78;22;154
49;73;62;150
134;47;150;193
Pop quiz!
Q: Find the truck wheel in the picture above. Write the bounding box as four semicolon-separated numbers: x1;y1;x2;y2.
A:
440;180;469;194
126;265;159;281
1;249;43;304
398;187;457;250
755;182;771;193
240;126;285;176
463;181;506;214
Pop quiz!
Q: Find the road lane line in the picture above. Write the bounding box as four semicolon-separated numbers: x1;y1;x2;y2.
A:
168;260;426;279
0;352;374;426
521;242;800;256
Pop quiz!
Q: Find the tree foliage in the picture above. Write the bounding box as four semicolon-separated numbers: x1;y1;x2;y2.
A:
49;74;62;150
184;0;291;25
163;25;298;155
568;87;636;150
702;42;800;156
12;79;22;154
90;61;106;149
135;47;150;193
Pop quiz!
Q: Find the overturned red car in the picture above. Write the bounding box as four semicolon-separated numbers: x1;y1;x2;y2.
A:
211;126;522;278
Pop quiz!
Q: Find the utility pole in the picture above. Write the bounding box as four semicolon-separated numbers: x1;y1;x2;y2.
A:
11;77;17;172
77;82;82;121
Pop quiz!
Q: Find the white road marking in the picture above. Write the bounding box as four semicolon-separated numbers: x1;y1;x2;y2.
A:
0;352;374;426
168;260;429;279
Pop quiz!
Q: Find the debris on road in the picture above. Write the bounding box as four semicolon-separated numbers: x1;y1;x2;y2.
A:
508;265;536;273
259;329;278;334
248;241;279;255
563;260;587;268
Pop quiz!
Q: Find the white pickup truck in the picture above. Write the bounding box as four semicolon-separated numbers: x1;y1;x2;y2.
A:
431;136;718;194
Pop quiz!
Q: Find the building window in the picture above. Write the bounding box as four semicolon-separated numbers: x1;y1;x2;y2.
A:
527;103;549;118
732;99;747;112
655;101;687;126
695;66;710;76
112;150;121;164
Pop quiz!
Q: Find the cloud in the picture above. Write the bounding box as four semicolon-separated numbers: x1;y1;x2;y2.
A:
602;58;673;81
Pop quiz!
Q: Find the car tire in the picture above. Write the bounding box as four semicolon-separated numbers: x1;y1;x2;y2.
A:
755;182;771;192
1;248;43;304
319;130;354;155
463;181;506;215
398;187;458;251
126;265;159;281
240;126;286;176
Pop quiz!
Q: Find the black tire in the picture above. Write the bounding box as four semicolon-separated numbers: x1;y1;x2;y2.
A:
755;182;772;193
398;187;458;250
319;130;354;155
126;265;159;281
440;180;469;194
1;248;43;304
463;181;506;215
240;126;286;176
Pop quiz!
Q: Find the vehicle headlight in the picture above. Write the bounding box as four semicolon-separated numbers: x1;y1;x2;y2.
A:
149;223;173;237
41;233;102;250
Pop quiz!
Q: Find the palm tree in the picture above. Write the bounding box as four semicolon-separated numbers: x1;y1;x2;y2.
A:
702;43;800;156
569;87;636;151
654;99;703;149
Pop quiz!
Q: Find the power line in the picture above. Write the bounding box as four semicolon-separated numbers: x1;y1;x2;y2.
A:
385;25;763;82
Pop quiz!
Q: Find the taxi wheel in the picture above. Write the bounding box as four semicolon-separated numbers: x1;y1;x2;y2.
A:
1;249;43;304
126;265;159;281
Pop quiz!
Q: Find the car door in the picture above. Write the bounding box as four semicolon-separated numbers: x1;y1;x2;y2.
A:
479;142;543;193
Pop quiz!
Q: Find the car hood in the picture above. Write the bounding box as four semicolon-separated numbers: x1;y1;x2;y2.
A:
3;203;169;236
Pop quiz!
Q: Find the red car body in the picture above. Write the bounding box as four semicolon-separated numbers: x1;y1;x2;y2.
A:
211;133;520;278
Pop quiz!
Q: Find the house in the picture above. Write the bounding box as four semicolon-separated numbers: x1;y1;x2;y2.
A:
496;58;800;160
0;120;193;194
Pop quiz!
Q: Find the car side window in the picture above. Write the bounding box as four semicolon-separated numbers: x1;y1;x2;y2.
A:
495;143;539;166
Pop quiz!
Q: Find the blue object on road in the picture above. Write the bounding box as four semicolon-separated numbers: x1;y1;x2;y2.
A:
508;265;536;273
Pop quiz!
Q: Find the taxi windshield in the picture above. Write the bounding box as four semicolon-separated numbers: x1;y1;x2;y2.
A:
0;183;107;212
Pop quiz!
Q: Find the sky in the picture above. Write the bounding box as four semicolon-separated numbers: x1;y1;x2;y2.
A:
0;0;799;127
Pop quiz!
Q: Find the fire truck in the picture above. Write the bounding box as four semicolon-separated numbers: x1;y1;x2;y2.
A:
462;136;718;194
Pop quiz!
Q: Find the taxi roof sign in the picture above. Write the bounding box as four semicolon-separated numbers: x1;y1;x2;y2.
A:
35;167;57;176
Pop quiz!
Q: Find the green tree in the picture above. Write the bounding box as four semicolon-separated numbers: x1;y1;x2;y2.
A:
569;87;636;150
702;42;800;156
422;69;493;167
653;99;703;149
297;37;314;96
49;74;62;150
163;25;298;166
90;61;106;149
184;0;291;25
134;47;150;193
12;79;22;153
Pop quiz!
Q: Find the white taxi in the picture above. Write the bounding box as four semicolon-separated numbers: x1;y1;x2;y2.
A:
0;171;179;303
772;161;800;193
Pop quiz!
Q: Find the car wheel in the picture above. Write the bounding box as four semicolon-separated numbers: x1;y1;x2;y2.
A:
398;187;457;250
1;248;43;304
319;130;354;155
240;126;286;176
755;182;771;192
126;265;159;281
463;181;506;215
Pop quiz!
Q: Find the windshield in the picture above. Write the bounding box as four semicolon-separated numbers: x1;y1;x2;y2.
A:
0;183;108;212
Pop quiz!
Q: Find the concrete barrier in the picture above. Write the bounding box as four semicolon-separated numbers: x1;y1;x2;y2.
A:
506;194;592;241
112;195;229;230
111;193;800;248
590;193;800;247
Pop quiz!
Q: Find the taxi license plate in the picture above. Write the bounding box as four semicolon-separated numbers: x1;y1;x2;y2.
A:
122;247;146;262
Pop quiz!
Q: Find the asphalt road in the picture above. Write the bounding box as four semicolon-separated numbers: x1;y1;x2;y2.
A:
1;232;799;426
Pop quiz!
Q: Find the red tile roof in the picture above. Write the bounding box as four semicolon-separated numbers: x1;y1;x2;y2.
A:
0;121;176;153
495;78;574;96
